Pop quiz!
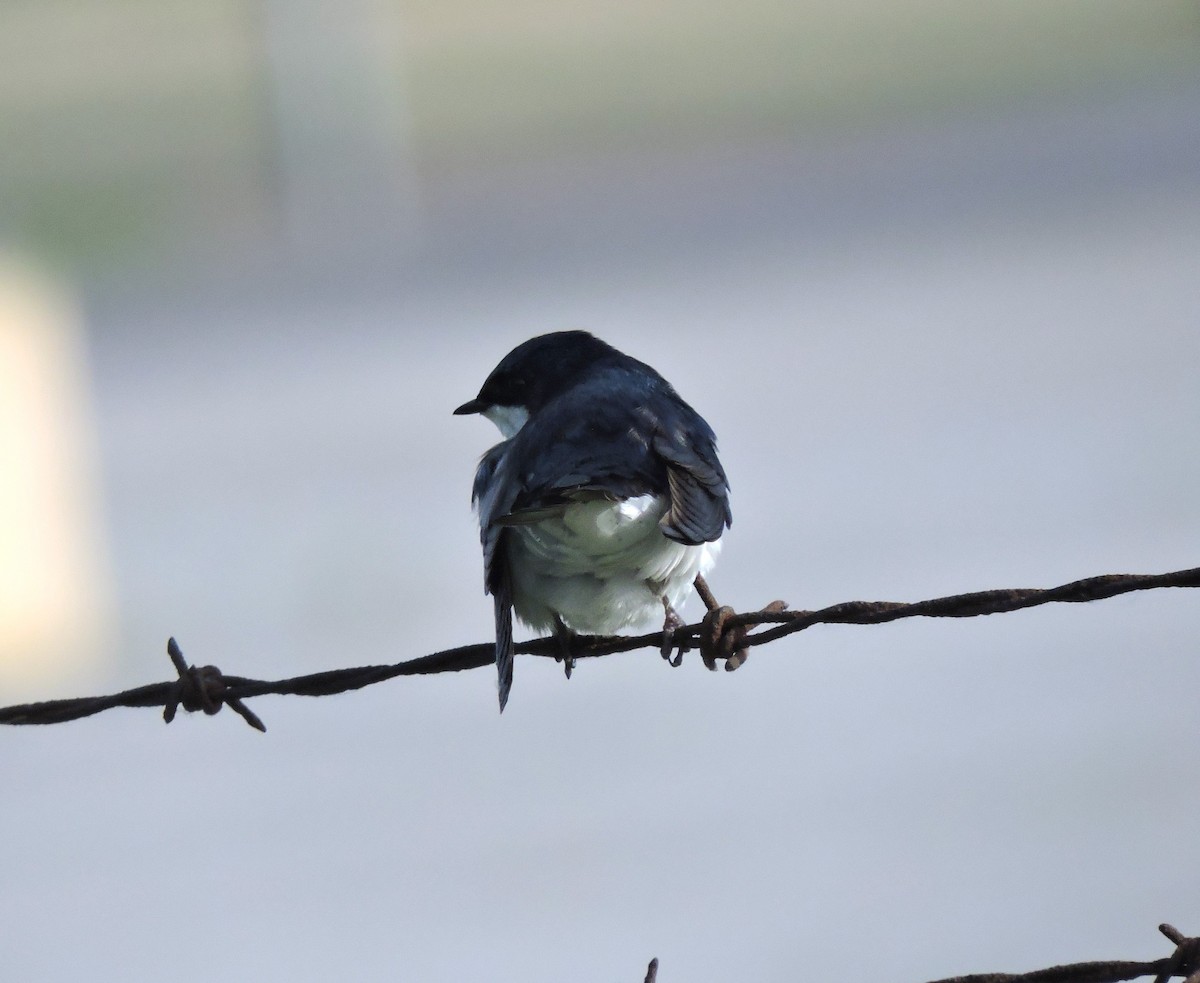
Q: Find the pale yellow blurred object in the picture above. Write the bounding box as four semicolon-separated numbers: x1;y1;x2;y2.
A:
0;257;112;694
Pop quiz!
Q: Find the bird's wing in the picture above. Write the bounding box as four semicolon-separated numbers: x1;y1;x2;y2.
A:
652;424;732;545
500;380;731;545
502;403;656;518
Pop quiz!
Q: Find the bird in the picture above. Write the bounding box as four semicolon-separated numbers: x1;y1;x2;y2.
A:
454;330;732;711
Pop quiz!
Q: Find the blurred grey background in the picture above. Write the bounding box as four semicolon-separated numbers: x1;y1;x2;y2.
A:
2;2;1199;980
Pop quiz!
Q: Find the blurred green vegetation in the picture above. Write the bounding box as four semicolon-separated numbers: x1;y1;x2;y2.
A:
1;0;1196;271
403;0;1199;156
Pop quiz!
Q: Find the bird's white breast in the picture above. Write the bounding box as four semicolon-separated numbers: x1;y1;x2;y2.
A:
506;493;720;635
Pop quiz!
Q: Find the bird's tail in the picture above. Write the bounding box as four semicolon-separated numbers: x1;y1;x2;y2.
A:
494;591;514;712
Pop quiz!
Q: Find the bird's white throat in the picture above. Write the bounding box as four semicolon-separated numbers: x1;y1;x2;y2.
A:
482;404;530;439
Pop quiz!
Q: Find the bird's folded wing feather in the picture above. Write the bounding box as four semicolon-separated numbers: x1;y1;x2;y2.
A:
652;429;732;545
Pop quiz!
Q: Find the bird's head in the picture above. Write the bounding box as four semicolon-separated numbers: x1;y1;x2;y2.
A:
453;330;620;438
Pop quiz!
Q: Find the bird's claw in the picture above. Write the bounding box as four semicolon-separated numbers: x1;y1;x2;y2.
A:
553;618;576;679
660;598;687;666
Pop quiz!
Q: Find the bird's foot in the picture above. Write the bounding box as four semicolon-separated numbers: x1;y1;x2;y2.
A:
660;598;687;667
553;617;576;680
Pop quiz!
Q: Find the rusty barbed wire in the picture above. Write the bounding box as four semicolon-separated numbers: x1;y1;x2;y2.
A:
923;923;1200;983
1;565;1196;732
633;925;1199;983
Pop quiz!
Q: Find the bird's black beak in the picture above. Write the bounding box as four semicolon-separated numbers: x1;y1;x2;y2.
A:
453;397;487;416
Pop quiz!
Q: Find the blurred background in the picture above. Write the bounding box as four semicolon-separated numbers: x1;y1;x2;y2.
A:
2;1;1198;980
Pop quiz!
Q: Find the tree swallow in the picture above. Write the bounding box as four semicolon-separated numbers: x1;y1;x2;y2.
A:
454;331;732;711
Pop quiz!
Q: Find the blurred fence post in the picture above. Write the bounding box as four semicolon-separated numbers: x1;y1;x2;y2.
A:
0;257;112;694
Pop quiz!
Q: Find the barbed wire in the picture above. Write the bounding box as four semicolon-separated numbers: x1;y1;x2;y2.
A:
635;924;1199;982
1;565;1196;732
923;924;1200;983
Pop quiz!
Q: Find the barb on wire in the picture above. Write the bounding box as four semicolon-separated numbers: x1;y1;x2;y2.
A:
1;565;1196;733
923;922;1199;983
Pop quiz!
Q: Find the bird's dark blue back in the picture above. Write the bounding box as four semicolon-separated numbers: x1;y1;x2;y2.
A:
488;362;731;543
